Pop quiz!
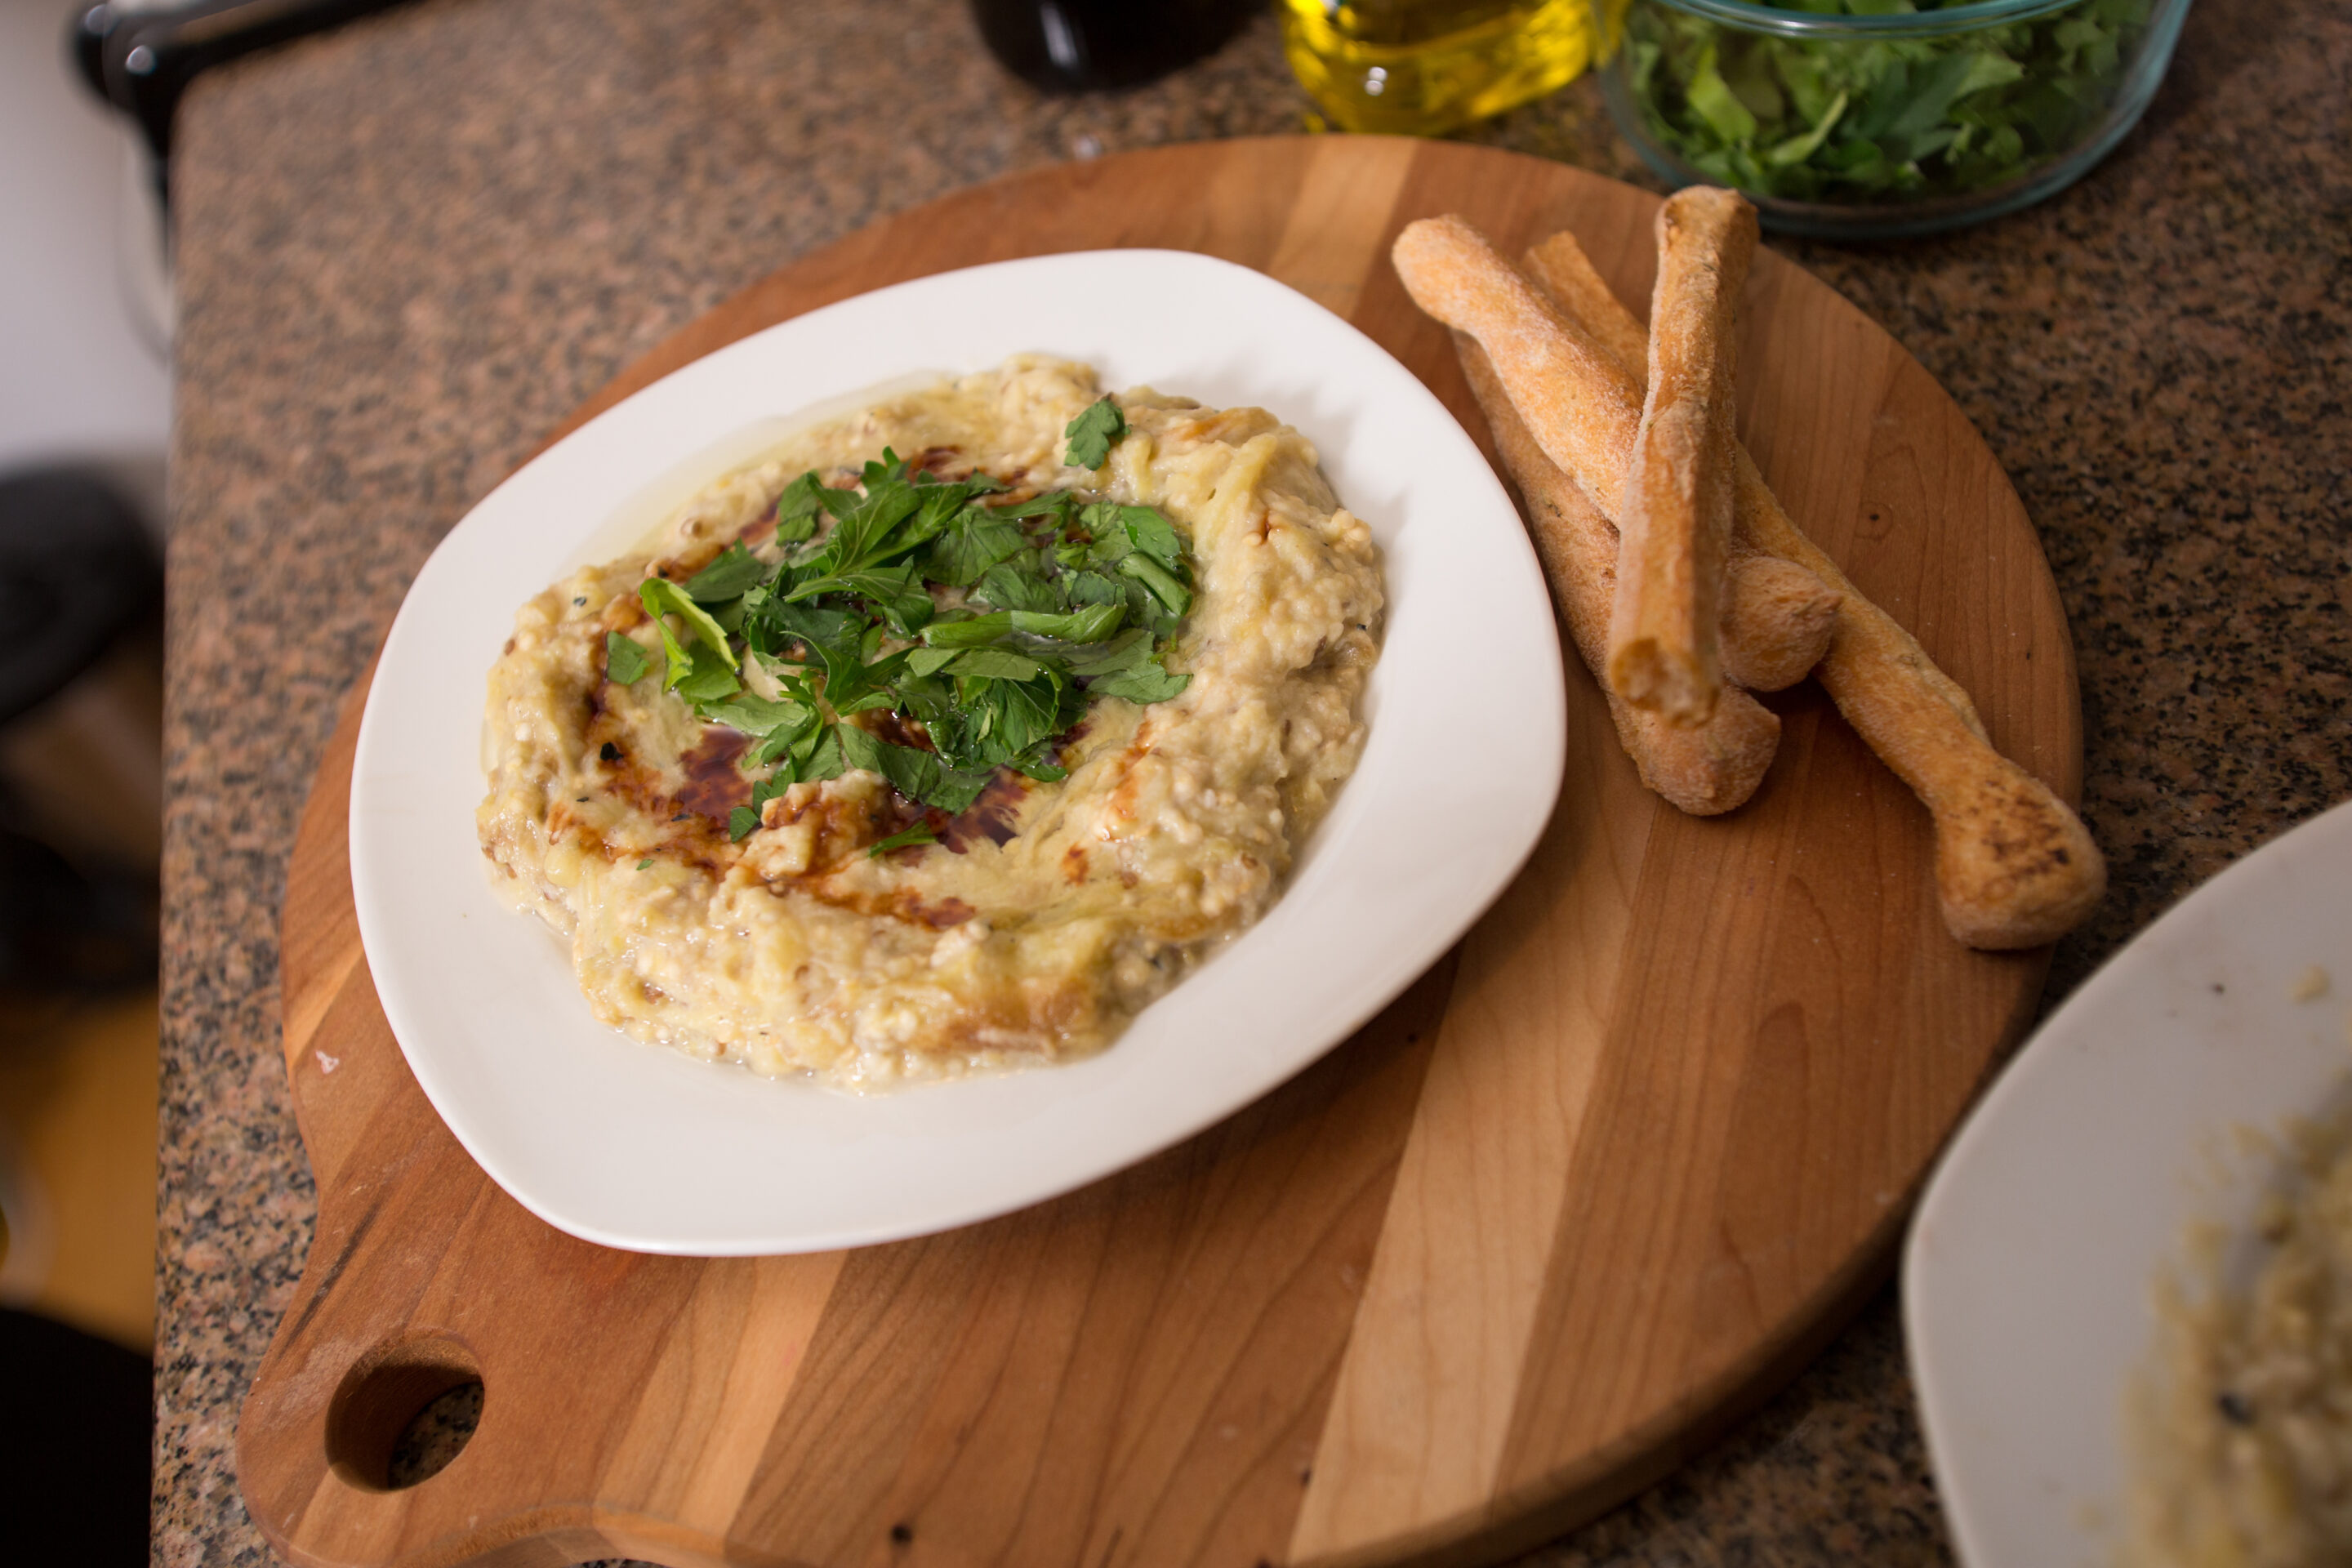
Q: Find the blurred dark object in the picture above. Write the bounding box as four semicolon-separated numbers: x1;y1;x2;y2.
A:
0;1307;153;1563
0;469;157;733
0;469;163;1002
0;825;158;1000
71;0;421;203
971;0;1258;91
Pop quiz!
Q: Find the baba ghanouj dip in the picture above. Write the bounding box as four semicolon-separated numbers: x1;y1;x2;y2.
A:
2127;1088;2352;1566
478;356;1385;1091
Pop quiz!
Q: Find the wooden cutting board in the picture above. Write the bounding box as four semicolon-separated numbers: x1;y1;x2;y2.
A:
238;136;2078;1568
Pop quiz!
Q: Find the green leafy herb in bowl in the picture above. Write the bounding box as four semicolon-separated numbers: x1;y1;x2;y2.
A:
1600;0;2189;237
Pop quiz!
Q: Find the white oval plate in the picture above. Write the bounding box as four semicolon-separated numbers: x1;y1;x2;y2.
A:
1905;797;2352;1566
349;249;1565;1256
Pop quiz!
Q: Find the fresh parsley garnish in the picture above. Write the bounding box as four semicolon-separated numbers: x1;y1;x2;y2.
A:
636;857;654;870
626;445;1195;828
1623;0;2155;206
773;472;828;541
604;632;653;685
837;724;991;816
1062;398;1125;470
867;822;940;858
639;577;739;691
684;541;768;603
1089;662;1193;705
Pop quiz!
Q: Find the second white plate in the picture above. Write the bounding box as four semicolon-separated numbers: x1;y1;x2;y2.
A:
1906;797;2352;1565
348;248;1566;1256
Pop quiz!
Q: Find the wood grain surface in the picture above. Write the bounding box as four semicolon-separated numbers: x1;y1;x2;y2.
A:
237;136;2078;1568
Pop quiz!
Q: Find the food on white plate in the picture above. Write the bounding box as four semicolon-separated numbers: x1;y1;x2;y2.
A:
1393;205;2105;950
2127;1094;2352;1566
478;355;1384;1090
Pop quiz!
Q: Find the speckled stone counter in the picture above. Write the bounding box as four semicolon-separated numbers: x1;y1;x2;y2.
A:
155;1;2350;1562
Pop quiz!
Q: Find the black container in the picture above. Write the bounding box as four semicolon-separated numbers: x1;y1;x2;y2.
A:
971;0;1259;92
72;0;419;202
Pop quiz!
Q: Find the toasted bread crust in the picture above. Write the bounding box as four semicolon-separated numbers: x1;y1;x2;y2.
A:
1459;335;1780;815
1606;188;1756;727
1520;223;2106;949
1523;229;1840;694
1722;555;1841;692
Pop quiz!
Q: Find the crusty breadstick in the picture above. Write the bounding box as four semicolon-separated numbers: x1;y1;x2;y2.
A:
1521;226;2107;949
1608;188;1756;727
1459;333;1780;815
1397;216;1838;693
1525;229;1840;693
1723;555;1842;693
1726;452;2105;947
1394;216;1646;519
1524;231;1650;376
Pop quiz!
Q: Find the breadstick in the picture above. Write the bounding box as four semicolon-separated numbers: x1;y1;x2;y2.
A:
1526;230;1839;693
1459;334;1780;815
1524;231;1651;376
1722;555;1842;692
1397;216;1838;692
1608;188;1756;727
1394;216;1646;521
1521;226;2107;949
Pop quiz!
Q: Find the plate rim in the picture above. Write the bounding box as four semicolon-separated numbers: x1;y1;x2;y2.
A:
1904;795;2352;1566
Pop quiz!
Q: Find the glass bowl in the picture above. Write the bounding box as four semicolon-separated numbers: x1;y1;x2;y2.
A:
1597;0;2193;238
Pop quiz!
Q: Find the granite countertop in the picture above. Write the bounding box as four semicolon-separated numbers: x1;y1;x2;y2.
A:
155;0;2349;1561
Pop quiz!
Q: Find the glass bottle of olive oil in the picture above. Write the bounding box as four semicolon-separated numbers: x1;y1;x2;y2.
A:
1280;0;1601;136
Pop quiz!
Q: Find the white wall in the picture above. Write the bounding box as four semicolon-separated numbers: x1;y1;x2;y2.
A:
0;0;172;488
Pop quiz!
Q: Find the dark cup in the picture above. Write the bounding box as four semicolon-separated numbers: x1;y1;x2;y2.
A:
970;0;1260;92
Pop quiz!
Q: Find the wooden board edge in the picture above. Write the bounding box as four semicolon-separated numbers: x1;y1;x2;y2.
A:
280;657;378;1080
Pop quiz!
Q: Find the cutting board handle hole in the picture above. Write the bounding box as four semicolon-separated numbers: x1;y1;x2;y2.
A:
326;1334;483;1492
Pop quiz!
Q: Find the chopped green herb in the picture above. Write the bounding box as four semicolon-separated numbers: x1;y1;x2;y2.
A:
670;640;742;703
773;471;828;541
604;632;653;685
640;577;739;680
973;560;1063;614
755;599;862;654
1117;553;1192;618
1015;603;1127;644
636;857;654;870
1113;504;1183;569
924;510;1027;587
1062;398;1126;469
1063;627;1155;677
947;648;1045;682
684;541;768;603
918;612;1016;649
612;447;1195;828
797;727;845;783
1621;0;2154;206
702;693;813;737
1089;661;1192;705
838;724;991;814
867;822;940;858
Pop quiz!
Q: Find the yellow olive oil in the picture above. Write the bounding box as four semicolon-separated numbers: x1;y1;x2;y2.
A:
1279;0;1599;136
